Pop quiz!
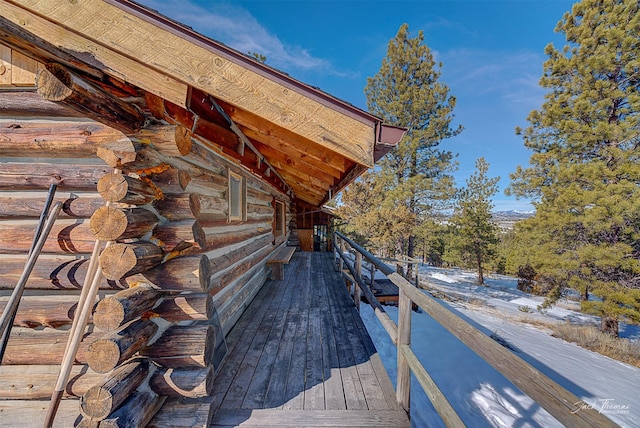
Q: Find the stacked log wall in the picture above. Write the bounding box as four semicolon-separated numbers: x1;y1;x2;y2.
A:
0;85;291;426
0;88;123;426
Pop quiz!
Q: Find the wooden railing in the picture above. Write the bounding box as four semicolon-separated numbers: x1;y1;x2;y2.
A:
334;231;618;428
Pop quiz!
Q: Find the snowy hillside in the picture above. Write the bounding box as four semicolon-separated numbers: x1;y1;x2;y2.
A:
360;265;640;427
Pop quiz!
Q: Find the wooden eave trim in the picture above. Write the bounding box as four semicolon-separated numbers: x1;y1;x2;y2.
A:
7;0;377;167
106;0;382;129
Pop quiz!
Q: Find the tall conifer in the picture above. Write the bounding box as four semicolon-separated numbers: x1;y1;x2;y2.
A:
450;158;500;285
508;0;640;335
364;24;461;271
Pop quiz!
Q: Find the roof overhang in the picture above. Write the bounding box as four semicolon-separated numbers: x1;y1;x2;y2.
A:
0;0;405;207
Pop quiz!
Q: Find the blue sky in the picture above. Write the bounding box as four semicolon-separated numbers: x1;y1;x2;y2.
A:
139;0;576;211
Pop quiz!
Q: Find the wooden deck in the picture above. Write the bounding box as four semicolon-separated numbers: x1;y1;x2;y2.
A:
209;252;409;427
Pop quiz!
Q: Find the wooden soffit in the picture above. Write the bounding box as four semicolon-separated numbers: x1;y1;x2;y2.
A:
0;0;378;168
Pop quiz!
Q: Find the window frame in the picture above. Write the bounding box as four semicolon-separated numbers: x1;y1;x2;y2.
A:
273;199;286;237
227;169;246;222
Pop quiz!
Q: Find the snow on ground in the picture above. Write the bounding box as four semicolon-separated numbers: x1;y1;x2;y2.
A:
359;264;640;427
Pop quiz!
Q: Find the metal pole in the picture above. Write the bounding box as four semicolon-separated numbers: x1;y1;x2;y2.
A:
0;200;62;362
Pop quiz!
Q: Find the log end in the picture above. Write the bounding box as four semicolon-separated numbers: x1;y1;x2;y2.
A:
100;243;137;281
175;126;193;156
178;170;192;191
97;173;128;203
86;339;122;374
199;255;211;291
192;221;207;251
93;297;126;332
90;206;127;241
36;66;72;102
80;385;114;420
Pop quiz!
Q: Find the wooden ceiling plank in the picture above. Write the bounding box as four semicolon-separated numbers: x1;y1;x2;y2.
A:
244;128;343;180
221;101;349;173
10;0;375;167
268;161;331;192
0;1;188;106
285;182;324;206
276;169;328;196
250;140;337;184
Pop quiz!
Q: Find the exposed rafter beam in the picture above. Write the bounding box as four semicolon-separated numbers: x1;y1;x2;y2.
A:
186;89;293;198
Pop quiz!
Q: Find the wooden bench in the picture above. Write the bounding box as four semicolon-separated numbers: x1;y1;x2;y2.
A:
266;246;296;280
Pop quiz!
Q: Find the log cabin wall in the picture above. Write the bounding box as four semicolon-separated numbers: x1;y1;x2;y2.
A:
0;45;292;425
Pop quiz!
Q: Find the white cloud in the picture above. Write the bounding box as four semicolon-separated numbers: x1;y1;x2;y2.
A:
441;48;547;107
138;0;335;73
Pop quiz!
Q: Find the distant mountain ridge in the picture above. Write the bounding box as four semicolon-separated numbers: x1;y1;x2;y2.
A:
492;210;534;230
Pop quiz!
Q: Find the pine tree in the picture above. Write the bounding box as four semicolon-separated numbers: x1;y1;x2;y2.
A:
507;0;640;335
337;171;414;255
363;23;461;272
449;158;500;285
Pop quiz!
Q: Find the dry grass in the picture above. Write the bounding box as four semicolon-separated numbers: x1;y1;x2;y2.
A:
549;322;640;368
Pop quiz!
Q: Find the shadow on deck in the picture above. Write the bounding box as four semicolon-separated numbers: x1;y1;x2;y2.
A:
209;252;410;427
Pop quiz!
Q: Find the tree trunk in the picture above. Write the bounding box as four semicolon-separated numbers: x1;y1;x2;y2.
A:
600;316;619;337
142;254;209;292
140;322;219;368
0;256;127;291
36;63;145;134
0;295;96;329
0;194;103;219
97;173;160;205
407;234;415;278
0;364;103;399
0;162;111;192
151;293;212;322
476;251;484;285
149;366;213;398
89;206;158;241
2;327;91;365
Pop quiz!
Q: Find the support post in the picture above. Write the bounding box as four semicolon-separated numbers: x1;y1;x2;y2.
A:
354;252;362;311
333;237;339;272
397;287;411;413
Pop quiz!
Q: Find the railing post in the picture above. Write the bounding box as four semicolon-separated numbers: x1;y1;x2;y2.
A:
338;239;345;274
397;287;411;413
354;252;362;311
333;234;342;271
369;262;376;287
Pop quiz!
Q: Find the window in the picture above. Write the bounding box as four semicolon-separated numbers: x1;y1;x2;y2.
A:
273;200;285;237
228;170;246;221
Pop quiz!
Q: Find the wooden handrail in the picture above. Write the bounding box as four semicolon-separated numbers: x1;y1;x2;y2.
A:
334;232;618;428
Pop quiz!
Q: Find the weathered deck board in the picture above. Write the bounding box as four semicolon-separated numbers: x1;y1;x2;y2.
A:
211;409;410;427
210;252;409;427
